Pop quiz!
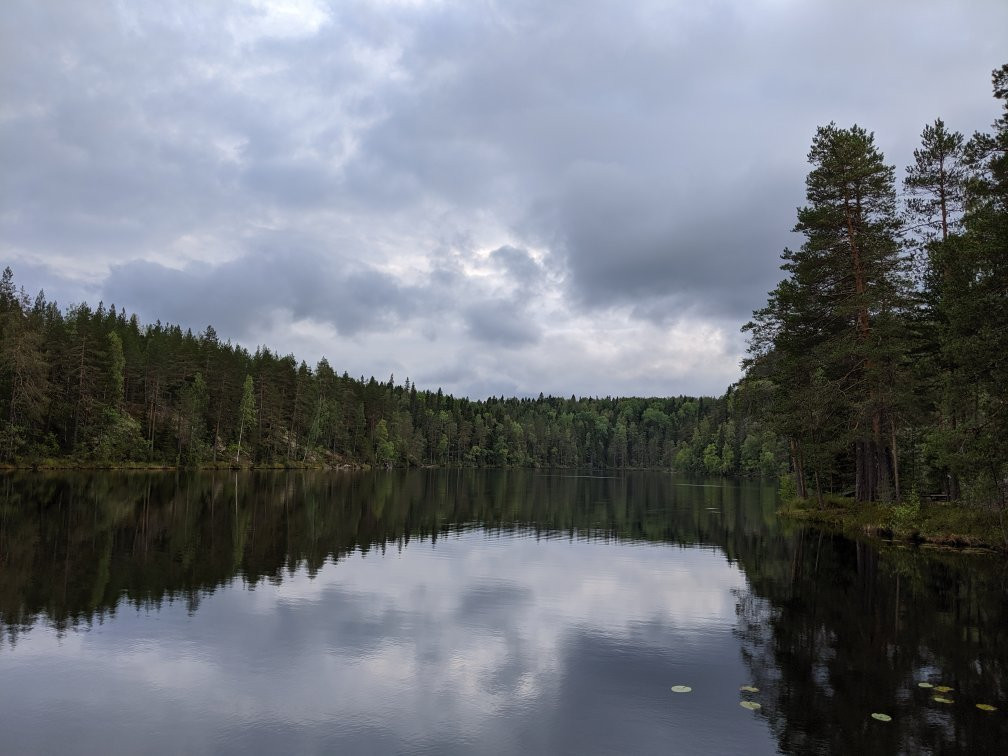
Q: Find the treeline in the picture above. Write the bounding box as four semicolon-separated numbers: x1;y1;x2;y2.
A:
0;270;785;473
743;64;1008;508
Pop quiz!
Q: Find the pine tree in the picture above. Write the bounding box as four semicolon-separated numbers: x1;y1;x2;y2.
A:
904;119;968;498
905;118;967;246
746;124;910;502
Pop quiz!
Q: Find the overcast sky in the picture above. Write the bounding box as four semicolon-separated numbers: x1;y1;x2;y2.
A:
2;1;1005;398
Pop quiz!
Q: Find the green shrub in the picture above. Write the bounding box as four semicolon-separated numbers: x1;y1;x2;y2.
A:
778;473;797;504
888;490;922;535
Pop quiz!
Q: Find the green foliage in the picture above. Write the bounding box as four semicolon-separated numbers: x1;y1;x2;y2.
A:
92;408;148;462
703;442;721;475
375;419;396;468
777;473;797;504
887;490;922;535
745;64;1008;510
0;266;786;473
105;332;125;407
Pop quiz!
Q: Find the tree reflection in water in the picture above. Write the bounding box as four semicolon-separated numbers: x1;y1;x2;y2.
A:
1;470;1005;753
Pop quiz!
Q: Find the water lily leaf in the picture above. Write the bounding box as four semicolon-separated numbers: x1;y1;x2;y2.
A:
932;696;954;704
870;713;892;722
917;682;934;689
740;685;759;693
934;685;954;693
670;685;692;693
976;704;997;712
739;701;761;711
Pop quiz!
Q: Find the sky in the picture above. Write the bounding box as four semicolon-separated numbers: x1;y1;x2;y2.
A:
2;0;1005;398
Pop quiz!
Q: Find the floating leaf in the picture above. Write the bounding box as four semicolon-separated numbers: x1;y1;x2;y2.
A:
870;713;892;722
933;696;954;704
740;685;759;693
934;685;954;693
670;685;692;693
917;682;934;689
976;704;998;712
739;701;761;711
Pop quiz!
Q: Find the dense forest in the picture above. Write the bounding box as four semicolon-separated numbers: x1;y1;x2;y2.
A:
743;64;1007;509
0;267;783;474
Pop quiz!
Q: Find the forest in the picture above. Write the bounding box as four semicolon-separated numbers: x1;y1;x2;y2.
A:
0;265;782;474
743;64;1007;509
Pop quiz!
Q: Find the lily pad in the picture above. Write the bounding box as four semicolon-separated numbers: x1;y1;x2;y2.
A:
976;704;997;712
670;685;692;693
739;700;761;711
934;685;954;693
933;696;954;704
870;713;892;722
740;685;759;693
917;682;934;689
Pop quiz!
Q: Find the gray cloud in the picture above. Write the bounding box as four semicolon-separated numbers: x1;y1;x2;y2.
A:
464;298;541;348
103;252;424;340
489;246;543;288
3;0;1006;396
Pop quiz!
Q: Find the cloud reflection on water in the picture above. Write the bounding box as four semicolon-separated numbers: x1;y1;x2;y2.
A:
2;531;775;754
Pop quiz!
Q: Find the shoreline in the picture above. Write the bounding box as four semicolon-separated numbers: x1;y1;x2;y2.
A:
778;497;1008;554
0;461;365;472
0;461;702;473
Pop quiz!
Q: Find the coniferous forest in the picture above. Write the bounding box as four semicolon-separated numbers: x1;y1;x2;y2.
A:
744;64;1007;510
0;266;781;474
1;64;1005;515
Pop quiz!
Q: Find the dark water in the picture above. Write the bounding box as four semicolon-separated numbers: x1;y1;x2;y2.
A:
0;471;1005;755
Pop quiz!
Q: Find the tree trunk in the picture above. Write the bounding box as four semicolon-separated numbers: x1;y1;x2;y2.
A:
872;412;894;502
890;419;901;502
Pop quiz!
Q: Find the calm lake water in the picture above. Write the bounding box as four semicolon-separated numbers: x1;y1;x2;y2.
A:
0;471;1005;755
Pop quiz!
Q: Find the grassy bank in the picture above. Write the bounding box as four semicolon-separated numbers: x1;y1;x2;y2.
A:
779;494;1008;553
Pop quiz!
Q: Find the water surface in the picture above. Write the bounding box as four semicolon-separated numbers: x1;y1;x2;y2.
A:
1;471;1005;754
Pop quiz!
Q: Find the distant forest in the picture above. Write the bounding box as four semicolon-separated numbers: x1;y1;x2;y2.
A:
743;64;1007;508
0;266;781;474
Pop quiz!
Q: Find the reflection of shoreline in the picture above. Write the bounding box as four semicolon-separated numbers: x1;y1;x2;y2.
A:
0;471;776;638
737;527;1008;755
779;499;1007;555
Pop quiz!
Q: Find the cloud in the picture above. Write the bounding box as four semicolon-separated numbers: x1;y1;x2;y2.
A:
464;298;540;348
2;532;765;753
489;246;543;289
3;0;1006;395
103;252;423;340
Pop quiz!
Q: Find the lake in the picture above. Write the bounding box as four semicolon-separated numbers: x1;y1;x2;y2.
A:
0;470;1005;754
